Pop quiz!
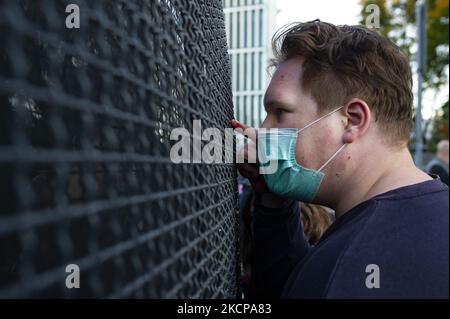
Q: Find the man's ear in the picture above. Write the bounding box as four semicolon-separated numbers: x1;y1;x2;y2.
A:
342;98;371;144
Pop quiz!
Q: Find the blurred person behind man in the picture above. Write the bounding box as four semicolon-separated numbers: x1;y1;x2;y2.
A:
426;140;449;185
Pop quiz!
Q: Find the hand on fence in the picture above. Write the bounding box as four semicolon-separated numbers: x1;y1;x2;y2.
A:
231;119;268;193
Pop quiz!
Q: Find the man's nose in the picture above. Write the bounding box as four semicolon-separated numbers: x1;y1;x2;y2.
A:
260;117;272;129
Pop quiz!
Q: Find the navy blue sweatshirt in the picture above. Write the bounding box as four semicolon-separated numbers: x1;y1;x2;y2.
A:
252;177;449;298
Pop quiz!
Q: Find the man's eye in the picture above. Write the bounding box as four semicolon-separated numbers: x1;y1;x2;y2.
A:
275;108;286;118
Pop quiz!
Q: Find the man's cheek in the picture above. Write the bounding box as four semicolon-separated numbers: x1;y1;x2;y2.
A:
301;135;333;168
295;144;313;168
319;126;335;145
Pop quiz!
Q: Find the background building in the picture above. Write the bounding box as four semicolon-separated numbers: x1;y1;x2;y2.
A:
223;0;277;127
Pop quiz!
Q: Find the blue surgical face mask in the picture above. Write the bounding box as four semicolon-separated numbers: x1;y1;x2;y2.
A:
257;106;347;203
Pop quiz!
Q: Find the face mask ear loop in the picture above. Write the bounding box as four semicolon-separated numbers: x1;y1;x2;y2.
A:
296;105;345;135
317;143;348;173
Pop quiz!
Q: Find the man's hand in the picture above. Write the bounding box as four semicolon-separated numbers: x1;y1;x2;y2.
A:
231;119;291;208
231;119;267;193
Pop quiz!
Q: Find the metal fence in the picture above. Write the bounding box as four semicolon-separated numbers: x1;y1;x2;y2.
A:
0;0;239;298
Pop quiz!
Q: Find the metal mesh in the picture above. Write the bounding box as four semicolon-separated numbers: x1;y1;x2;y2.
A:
0;0;239;298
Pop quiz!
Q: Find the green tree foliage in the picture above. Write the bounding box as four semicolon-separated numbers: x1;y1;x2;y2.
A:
360;0;448;89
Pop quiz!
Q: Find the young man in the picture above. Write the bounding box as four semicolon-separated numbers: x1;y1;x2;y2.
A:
232;21;449;298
